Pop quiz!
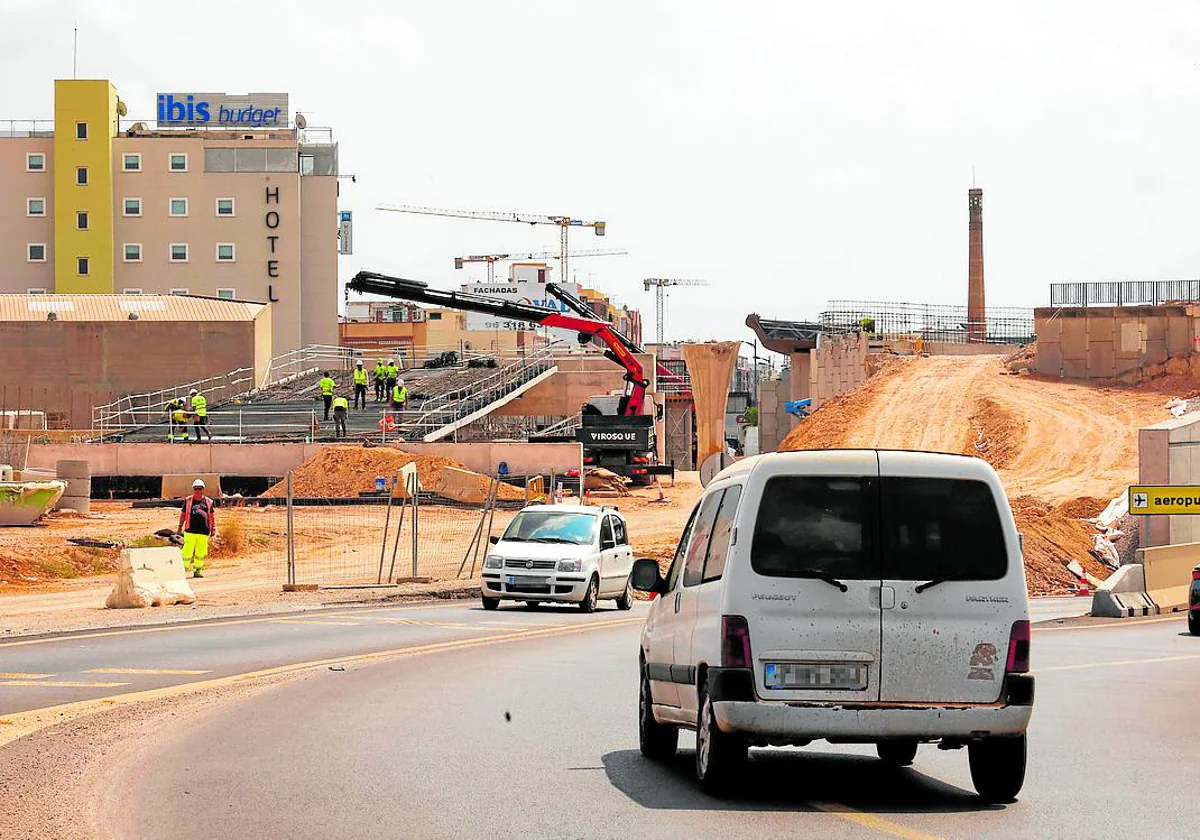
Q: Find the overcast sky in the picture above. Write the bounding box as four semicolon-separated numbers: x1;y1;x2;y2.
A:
4;1;1200;349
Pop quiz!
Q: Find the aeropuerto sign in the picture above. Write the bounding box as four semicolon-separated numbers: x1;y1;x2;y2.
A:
157;93;288;127
1128;485;1200;515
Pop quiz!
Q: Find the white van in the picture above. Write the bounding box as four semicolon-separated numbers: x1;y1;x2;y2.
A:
632;450;1033;801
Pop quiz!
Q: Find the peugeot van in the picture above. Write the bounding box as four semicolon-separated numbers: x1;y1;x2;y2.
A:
632;450;1033;801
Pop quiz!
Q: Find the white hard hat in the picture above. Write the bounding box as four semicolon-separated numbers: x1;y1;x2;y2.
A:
356;359;363;366
398;378;405;385
189;389;198;396
192;478;206;489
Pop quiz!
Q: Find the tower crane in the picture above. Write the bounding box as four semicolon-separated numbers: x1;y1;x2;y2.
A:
454;248;628;283
377;204;606;285
643;278;710;344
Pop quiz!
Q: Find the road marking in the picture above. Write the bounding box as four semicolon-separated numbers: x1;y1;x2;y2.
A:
0;599;468;649
272;619;363;627
84;668;213;676
0;680;130;688
0;616;644;748
1034;615;1185;632
0;673;54;680
1040;653;1200;672
812;802;944;840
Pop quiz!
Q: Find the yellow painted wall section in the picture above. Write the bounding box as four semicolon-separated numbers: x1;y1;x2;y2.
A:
54;80;118;293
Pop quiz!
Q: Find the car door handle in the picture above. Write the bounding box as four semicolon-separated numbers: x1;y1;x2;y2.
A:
870;586;897;610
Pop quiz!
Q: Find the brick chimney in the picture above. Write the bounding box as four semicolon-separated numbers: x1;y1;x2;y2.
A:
967;188;985;342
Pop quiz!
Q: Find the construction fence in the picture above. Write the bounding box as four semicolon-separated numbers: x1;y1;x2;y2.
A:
279;473;558;588
820;300;1035;345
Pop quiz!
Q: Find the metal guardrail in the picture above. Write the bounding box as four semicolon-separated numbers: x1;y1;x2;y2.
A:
1049;280;1200;308
0;119;55;137
92;368;255;432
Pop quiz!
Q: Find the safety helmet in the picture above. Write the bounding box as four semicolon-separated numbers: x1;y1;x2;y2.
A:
192;478;206;489
356;360;363;366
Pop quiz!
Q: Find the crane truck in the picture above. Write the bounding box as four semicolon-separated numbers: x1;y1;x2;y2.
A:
346;271;667;484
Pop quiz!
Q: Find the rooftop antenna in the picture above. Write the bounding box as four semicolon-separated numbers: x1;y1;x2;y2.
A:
72;26;77;78
972;165;976;188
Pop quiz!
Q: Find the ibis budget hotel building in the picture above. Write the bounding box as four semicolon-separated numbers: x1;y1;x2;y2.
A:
0;80;340;354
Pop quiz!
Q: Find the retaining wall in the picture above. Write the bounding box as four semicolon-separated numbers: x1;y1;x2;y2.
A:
1035;305;1199;380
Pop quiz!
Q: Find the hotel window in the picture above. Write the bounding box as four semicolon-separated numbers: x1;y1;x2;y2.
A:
76;122;88;140
122;288;143;295
170;288;189;296
216;243;236;262
216;288;236;300
170;243;189;262
76;166;88;185
123;153;141;172
216;198;235;217
27;198;46;216
123;198;142;216
26;153;45;172
77;257;90;276
169;153;188;172
169;198;188;217
27;244;46;262
123;243;142;262
76;211;89;230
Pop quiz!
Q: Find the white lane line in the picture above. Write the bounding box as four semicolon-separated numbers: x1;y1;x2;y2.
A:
84;668;213;676
0;673;55;680
1041;653;1200;672
0;680;131;688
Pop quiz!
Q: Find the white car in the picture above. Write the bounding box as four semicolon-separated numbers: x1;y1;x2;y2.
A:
481;504;635;612
632;450;1034;802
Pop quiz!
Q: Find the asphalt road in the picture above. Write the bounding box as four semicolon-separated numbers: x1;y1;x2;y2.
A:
48;604;1190;839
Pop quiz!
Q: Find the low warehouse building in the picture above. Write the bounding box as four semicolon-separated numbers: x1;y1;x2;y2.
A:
0;293;271;428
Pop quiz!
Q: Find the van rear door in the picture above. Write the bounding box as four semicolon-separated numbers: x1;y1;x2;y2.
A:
877;452;1023;704
738;452;882;704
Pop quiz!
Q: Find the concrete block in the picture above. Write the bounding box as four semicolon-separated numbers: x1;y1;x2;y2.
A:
1097;562;1145;593
105;547;196;608
1086;317;1114;344
390;460;421;499
162;473;222;500
1118;321;1142;354
1138;541;1199;613
1035;316;1062;345
1086;340;1114;379
1167;317;1192;356
433;466;493;504
1143;338;1168;366
1061;319;1089;359
1061;357;1088;379
1037;343;1063;375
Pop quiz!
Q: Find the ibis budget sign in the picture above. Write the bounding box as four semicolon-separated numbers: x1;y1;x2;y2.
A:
1128;485;1200;515
157;92;288;127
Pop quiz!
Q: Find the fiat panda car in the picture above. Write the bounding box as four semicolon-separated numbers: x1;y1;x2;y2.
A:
481;504;635;611
632;450;1033;801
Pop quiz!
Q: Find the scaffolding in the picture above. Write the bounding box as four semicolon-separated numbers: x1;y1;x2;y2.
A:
819;300;1035;345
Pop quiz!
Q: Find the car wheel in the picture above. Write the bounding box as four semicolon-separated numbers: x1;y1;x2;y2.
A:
579;576;599;613
616;577;634;610
876;740;918;767
1189;611;1199;636
968;734;1027;803
481;596;500;611
524;600;540;610
695;682;747;794
639;663;678;761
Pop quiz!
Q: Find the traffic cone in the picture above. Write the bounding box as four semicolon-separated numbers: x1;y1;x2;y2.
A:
1075;575;1091;596
584;488;592;505
653;478;668;503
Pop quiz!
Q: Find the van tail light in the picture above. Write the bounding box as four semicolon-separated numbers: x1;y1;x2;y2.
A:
633;455;650;464
1192;569;1200;582
721;615;752;668
583;456;595;464
1005;620;1031;674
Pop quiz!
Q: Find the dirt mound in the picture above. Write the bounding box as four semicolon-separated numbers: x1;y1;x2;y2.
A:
1056;496;1109;520
779;356;914;451
1001;342;1036;374
263;446;524;501
964;396;1026;469
1010;496;1110;595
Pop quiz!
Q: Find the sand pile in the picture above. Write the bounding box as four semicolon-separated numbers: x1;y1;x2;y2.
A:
1011;496;1112;595
965;396;1026;470
263;446;524;501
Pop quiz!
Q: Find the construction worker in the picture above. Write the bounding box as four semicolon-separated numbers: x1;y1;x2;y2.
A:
166;396;188;442
352;360;369;410
391;378;408;414
332;394;349;438
384;358;399;401
318;370;336;420
177;478;215;579
189;389;212;443
373;358;387;402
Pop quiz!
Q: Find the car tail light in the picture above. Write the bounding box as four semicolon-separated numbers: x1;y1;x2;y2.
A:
583;456;595;464
633;455;650;464
721;615;752;668
631;468;648;475
1006;620;1031;674
1193;568;1200;582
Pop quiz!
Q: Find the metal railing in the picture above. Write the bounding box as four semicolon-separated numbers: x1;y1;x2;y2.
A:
820;300;1035;345
0;119;55;137
92;368;256;432
1049;280;1200;308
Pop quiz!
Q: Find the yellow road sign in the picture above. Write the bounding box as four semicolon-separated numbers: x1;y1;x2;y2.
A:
1128;485;1200;515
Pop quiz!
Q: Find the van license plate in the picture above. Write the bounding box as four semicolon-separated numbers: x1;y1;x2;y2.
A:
764;662;868;690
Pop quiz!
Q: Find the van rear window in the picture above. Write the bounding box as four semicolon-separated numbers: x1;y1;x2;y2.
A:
881;478;1007;581
750;476;878;580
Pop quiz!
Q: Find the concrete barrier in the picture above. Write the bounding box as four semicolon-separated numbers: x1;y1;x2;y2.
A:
1138;542;1199;613
105;547;196;608
161;474;222;500
1090;564;1153;618
433;466;493;504
55;459;91;513
390;461;420;499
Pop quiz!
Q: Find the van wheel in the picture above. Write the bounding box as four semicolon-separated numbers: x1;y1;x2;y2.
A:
639;664;677;760
1189;612;1199;635
695;683;747;794
579;577;599;613
968;734;1026;803
481;596;500;611
876;740;918;767
616;577;634;610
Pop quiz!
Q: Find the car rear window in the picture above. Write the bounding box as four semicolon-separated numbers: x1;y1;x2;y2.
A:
750;476;878;580
881;477;1008;581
